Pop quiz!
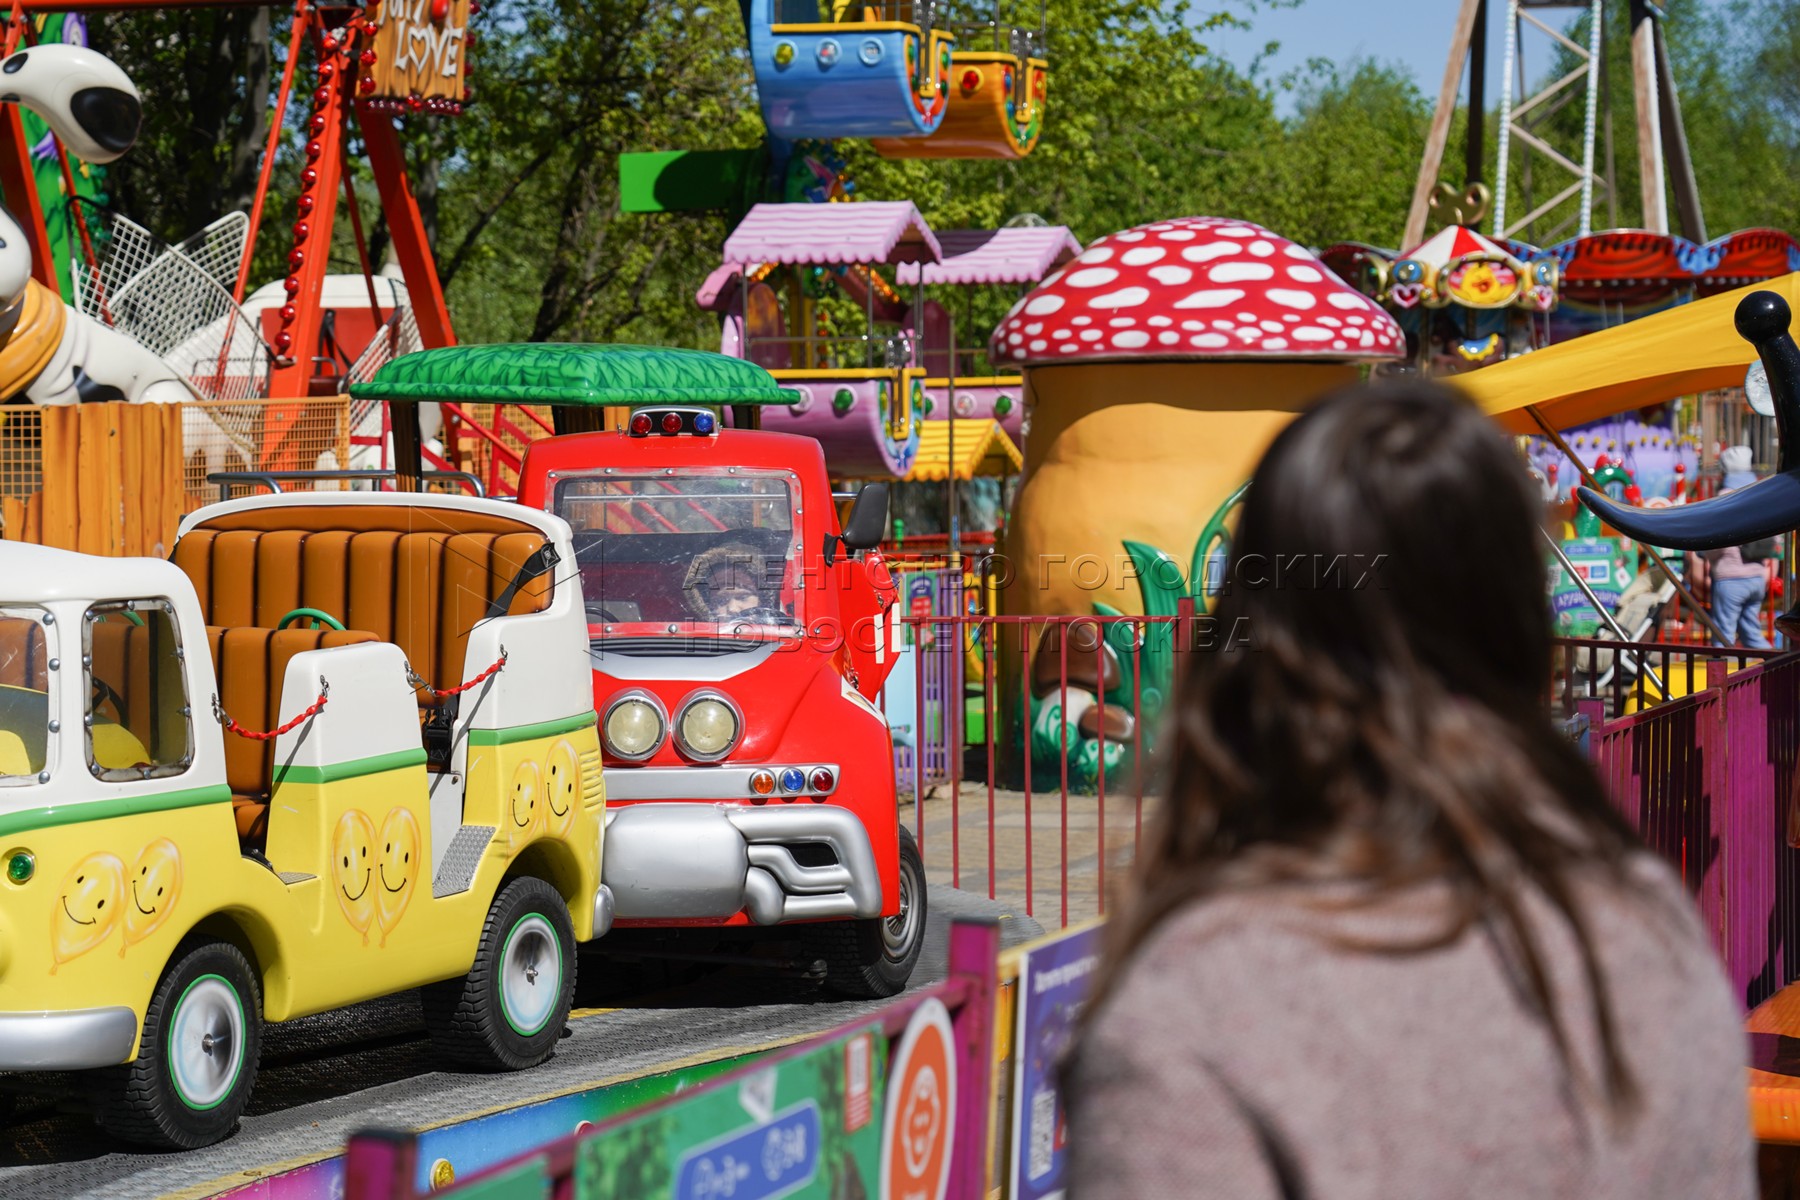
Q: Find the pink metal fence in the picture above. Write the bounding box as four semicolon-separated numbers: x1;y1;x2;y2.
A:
1584;653;1800;1009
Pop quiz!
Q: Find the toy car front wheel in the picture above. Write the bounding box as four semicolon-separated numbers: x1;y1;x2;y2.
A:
93;939;262;1149
422;876;576;1071
807;826;927;999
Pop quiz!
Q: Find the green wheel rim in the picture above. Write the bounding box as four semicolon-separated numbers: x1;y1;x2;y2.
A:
499;913;562;1038
167;972;246;1111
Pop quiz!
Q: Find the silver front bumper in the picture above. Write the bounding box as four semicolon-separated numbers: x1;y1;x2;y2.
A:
602;803;883;924
0;1006;138;1069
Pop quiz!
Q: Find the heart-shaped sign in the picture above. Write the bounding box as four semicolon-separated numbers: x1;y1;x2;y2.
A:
404;23;433;73
1389;283;1422;309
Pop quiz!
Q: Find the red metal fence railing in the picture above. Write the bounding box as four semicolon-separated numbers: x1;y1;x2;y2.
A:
877;596;1800;937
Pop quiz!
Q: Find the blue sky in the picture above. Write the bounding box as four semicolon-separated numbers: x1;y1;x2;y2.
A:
1203;0;1726;116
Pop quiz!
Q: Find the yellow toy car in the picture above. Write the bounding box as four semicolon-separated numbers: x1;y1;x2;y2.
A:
0;491;607;1148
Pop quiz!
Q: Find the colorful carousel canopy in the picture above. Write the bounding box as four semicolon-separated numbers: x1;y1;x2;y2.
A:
722;201;942;267
896;227;1082;286
1450;272;1800;433
351;344;801;406
904;419;1022;481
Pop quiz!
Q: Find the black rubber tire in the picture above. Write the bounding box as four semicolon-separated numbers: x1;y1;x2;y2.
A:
92;939;262;1149
806;827;927;999
422;876;576;1071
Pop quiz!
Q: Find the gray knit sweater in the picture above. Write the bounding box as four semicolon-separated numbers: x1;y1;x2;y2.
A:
1069;856;1754;1199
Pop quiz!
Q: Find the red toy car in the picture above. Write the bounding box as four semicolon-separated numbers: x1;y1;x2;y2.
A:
516;406;923;996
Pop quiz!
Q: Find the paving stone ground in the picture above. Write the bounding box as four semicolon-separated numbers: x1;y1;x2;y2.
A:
0;886;1039;1200
906;783;1153;929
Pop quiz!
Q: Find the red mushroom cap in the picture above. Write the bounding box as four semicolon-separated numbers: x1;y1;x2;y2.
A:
989;216;1404;365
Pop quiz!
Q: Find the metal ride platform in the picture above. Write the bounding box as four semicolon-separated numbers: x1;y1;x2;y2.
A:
0;887;1039;1200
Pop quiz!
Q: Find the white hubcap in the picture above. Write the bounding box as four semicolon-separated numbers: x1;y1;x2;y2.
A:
169;976;244;1110
883;855;921;961
501;915;561;1037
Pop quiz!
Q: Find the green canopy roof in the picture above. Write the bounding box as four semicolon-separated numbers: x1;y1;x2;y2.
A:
349;344;801;406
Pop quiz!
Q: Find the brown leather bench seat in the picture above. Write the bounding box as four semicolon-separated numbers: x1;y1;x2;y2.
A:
173;515;551;849
209;626;379;844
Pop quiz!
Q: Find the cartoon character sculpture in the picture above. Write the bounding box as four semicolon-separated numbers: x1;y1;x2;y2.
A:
0;44;188;406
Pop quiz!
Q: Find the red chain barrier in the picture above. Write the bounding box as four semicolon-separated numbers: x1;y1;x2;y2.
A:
407;650;507;698
213;681;330;741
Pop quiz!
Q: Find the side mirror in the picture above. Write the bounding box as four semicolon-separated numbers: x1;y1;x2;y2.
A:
825;482;888;566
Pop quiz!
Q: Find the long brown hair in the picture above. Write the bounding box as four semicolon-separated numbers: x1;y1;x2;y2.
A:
1093;379;1648;1113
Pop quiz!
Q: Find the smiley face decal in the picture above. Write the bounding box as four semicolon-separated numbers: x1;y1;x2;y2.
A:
51;852;125;972
375;806;421;946
331;809;378;943
122;838;183;956
544;740;581;839
503;759;543;851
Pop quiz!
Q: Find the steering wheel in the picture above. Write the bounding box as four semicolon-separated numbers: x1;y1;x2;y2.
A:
278;607;346;631
90;676;127;725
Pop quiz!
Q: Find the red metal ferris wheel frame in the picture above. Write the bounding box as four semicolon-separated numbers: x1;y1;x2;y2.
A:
0;0;455;401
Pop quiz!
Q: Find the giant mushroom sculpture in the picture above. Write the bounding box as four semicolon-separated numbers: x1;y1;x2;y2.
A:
988;216;1405;786
990;216;1404;620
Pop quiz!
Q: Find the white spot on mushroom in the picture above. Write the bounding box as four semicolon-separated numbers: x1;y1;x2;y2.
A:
1053;328;1072;339
1284;244;1314;260
1029;339;1048;351
1286;265;1323;283
1282;314;1301;323
1072;315;1093;326
1009;332;1025;345
1025;322;1043;335
1173;288;1245;309
1079;329;1103;342
1112;330;1151;349
1159;230;1197;241
1012;348;1027;359
1148;223;1174;231
1211;320;1234;331
1234;328;1261;341
1328;292;1367;311
1262;337;1290;350
1180;320;1203;331
1248;240;1275;257
1113;231;1148;242
1025;294;1065;316
1235;312;1257;322
1067;267;1121;288
1120;247;1167;266
1091;286;1151;309
1292;328;1333;343
1211;262;1276;283
1157;331;1181;345
1332;340;1348;350
1149;265;1194;286
1216;225;1258;237
1059;343;1079;353
1148;315;1173;327
1078;246;1115;264
1259;320;1283;333
1267;288;1318;310
1346;315;1366;326
1108;317;1137;328
1318;316;1342;328
1192;333;1230;349
1182;243;1241;264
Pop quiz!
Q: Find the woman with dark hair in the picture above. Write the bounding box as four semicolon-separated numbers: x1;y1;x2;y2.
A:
1067;380;1752;1198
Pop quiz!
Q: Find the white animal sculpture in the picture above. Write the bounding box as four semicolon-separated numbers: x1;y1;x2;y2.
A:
0;43;188;406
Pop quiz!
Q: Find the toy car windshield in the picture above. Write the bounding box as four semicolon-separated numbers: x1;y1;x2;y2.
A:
555;473;802;634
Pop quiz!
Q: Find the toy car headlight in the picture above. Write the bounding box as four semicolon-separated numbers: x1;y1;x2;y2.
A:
603;692;666;762
674;692;741;762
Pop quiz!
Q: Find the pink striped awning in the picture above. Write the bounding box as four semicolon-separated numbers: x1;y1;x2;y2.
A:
723;202;941;266
897;227;1083;285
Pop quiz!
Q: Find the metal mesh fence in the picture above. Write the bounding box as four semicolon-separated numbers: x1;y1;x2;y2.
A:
181;398;354;503
69;203;271;402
